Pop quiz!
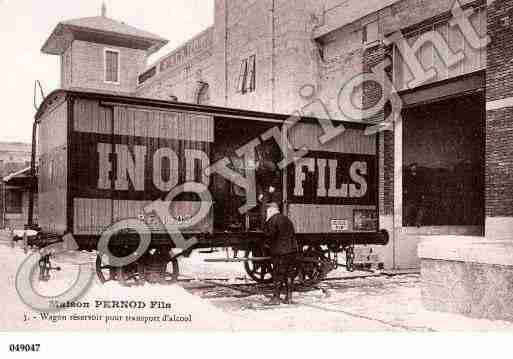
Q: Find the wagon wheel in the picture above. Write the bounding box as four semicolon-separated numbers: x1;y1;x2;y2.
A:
144;258;179;285
96;253;116;284
244;247;274;284
95;254;141;286
296;246;331;286
164;259;180;283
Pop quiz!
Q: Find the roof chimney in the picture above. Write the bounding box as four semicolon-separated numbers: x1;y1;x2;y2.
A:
101;1;107;17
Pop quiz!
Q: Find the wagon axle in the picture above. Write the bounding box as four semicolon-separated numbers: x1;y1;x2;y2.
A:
95;247;179;287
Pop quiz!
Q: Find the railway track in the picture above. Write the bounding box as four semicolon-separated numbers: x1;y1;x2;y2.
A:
180;271;420;299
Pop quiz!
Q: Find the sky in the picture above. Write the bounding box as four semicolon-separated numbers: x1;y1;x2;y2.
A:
0;0;214;143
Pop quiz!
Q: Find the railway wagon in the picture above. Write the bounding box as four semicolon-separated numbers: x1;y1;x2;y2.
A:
32;89;388;285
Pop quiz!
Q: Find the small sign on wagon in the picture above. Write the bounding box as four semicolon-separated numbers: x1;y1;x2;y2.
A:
330;219;349;232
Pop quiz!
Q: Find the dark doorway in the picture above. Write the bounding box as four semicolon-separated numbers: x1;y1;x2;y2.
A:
212;117;283;232
402;92;485;228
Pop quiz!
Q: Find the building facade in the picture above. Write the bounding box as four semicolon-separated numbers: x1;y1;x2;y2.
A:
133;0;493;270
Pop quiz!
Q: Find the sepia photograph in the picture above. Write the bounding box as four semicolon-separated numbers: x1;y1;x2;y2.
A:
0;0;512;355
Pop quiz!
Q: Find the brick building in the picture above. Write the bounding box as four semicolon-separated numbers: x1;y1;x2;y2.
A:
41;0;513;320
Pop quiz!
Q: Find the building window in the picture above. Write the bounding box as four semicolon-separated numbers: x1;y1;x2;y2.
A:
104;49;120;83
237;55;256;94
138;66;157;85
402;93;484;228
362;20;379;45
5;189;23;214
247;55;256;92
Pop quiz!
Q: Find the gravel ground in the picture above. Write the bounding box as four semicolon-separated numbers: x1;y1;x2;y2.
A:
1;231;513;332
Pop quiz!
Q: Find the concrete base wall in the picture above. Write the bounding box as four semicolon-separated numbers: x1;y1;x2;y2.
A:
421;259;513;322
486;217;513;240
419;237;513;322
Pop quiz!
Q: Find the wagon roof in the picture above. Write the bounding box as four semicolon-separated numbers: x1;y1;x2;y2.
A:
35;89;372;130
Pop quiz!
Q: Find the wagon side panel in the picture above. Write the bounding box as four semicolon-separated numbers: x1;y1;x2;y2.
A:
287;123;378;234
70;98;114;236
69;99;214;238
38;99;68;234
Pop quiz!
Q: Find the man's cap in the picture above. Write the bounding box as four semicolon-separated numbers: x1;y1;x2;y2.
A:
265;202;280;210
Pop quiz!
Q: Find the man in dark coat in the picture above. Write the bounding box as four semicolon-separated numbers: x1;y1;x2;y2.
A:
258;185;282;229
404;163;425;227
263;202;299;305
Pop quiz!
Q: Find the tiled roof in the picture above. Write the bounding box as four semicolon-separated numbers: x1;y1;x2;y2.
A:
61;16;167;42
42;16;168;55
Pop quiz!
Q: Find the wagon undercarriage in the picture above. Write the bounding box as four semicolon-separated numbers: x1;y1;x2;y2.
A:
27;231;389;291
24;228;388;289
94;242;357;288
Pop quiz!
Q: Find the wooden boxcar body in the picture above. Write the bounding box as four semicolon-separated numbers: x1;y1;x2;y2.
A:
34;90;387;255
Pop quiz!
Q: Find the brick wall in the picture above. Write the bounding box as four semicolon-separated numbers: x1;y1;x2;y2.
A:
485;0;513;218
362;45;386;123
68;41;146;94
362;44;395;215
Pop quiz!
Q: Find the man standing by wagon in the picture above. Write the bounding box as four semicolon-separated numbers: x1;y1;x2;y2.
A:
263;202;299;305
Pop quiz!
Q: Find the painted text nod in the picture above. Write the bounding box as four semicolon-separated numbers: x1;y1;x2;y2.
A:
97;143;210;191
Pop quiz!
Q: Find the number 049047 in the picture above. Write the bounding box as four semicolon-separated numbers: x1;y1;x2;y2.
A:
9;344;40;352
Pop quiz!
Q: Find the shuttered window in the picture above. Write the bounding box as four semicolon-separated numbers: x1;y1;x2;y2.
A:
237;55;256;94
247;55;256;92
362;20;379;44
105;49;120;83
237;58;248;93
